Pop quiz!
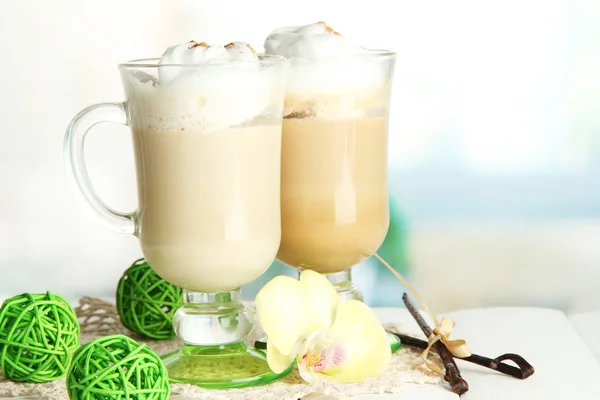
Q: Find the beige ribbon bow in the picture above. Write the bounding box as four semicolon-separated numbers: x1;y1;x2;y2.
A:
373;253;472;374
422;316;471;374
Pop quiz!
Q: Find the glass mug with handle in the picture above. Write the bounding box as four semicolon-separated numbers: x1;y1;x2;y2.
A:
63;55;290;388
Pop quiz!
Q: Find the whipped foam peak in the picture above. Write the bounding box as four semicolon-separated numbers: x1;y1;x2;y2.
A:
158;41;259;83
264;21;367;58
160;40;258;65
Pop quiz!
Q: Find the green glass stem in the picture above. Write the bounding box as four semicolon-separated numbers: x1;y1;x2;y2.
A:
162;289;291;388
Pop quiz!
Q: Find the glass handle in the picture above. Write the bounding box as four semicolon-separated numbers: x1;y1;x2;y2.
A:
63;102;137;236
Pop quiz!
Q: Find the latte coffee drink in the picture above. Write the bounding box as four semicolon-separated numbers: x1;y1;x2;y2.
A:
132;125;282;292
122;42;287;293
265;22;396;273
278;118;388;273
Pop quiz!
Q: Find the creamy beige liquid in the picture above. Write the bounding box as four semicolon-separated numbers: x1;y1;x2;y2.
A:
278;117;389;273
132;125;282;293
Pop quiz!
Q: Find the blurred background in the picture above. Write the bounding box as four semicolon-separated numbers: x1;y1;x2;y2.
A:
0;0;598;314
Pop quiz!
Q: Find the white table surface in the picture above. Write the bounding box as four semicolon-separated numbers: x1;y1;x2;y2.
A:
1;307;600;399
569;311;600;364
367;307;600;399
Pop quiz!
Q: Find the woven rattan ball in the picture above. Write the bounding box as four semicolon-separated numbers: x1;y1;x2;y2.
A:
0;292;80;382
117;258;183;339
67;334;170;400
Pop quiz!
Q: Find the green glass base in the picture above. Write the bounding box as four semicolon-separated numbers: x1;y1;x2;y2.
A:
388;332;402;353
162;341;292;389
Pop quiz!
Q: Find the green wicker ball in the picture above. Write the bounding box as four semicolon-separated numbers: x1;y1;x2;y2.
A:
0;292;80;382
116;258;183;339
67;334;170;400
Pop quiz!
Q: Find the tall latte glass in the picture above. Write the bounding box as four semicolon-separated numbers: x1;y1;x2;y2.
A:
266;24;399;349
277;52;396;292
64;56;290;388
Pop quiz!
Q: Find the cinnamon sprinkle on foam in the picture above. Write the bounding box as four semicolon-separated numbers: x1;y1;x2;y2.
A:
317;21;342;36
188;40;210;49
225;42;257;55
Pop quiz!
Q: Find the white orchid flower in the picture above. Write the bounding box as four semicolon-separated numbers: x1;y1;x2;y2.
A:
255;270;391;383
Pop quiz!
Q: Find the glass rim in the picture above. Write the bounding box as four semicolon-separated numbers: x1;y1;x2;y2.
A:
283;49;397;61
118;50;395;69
118;54;288;69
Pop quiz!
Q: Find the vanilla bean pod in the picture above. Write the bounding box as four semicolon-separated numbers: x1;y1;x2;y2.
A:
402;293;469;395
387;332;534;379
480;353;535;379
255;340;267;350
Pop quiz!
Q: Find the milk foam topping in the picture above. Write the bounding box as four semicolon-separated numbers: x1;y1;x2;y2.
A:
127;41;279;132
264;21;367;58
264;22;391;119
158;41;259;82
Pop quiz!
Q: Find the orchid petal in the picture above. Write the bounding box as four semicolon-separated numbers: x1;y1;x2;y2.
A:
327;300;391;382
266;337;297;373
299;270;340;332
255;275;306;356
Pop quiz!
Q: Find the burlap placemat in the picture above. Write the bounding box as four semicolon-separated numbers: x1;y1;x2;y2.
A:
0;297;440;399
